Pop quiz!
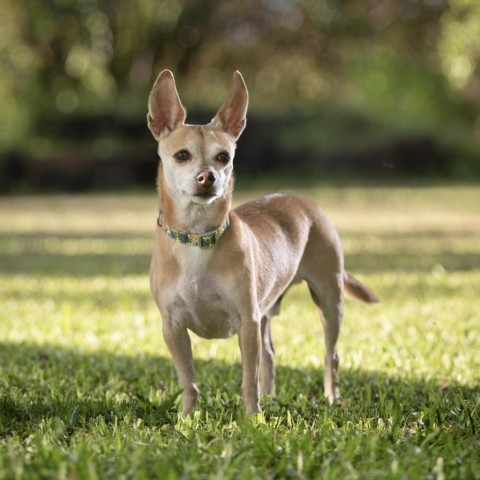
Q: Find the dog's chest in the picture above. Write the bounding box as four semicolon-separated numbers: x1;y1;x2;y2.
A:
166;276;238;338
160;250;239;339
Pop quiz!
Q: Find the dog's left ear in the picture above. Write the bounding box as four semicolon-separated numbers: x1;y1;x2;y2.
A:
210;71;248;141
147;70;187;140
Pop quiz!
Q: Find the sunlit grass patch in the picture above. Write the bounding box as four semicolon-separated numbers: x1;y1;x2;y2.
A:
0;185;479;479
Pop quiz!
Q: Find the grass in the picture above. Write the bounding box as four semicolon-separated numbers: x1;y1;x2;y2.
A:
0;184;479;479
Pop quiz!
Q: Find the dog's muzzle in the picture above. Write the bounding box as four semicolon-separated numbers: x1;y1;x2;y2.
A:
193;170;219;199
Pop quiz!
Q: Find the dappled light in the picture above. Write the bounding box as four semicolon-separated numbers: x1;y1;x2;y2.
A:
1;186;479;477
1;1;479;477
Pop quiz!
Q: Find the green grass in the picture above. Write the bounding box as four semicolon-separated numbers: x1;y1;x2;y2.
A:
0;185;479;479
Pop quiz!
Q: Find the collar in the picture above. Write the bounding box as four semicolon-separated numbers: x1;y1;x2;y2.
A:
157;212;229;248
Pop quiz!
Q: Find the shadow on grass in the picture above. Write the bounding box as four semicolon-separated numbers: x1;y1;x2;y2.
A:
0;251;151;277
1;342;478;439
0;232;152;277
1;230;479;277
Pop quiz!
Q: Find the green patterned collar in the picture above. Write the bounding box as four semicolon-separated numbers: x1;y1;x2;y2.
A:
157;212;229;248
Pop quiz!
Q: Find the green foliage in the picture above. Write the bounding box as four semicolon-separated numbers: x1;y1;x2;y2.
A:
0;186;479;478
439;0;480;95
1;0;480;158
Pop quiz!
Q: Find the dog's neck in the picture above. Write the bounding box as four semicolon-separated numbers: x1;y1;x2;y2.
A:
157;166;232;233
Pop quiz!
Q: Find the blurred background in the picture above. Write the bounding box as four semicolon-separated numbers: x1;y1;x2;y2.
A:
1;0;480;192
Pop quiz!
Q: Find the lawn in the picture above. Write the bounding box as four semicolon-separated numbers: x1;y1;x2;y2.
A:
0;184;479;479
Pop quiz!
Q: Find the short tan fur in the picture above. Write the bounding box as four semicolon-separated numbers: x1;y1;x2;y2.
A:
148;70;378;416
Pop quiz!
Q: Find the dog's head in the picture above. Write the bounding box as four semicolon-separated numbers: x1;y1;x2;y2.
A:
147;70;248;208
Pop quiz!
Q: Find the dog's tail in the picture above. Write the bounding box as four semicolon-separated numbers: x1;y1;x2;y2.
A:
343;271;379;303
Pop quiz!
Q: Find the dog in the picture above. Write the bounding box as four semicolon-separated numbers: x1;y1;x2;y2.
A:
147;70;378;416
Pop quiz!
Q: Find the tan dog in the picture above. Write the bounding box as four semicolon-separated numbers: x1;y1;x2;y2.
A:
148;70;378;416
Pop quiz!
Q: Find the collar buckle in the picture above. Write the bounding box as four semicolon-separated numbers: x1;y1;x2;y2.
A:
199;229;218;248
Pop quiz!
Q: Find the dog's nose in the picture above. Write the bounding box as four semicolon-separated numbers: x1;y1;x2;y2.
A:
196;170;216;187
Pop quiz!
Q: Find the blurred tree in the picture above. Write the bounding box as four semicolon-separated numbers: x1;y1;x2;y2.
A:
0;0;478;155
439;0;480;98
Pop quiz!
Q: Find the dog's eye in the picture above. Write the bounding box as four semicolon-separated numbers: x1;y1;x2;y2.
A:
174;149;191;162
216;151;230;164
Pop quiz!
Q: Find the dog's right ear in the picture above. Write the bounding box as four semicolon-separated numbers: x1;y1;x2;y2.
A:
147;70;187;140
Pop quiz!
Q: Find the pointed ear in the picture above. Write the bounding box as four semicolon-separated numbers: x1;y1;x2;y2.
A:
210;71;248;141
147;70;187;140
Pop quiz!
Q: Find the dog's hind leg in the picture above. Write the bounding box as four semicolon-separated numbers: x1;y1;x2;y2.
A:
307;278;343;404
260;314;276;396
260;296;283;396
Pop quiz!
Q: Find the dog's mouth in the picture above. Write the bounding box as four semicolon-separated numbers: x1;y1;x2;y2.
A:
194;191;216;198
187;189;221;204
191;186;220;200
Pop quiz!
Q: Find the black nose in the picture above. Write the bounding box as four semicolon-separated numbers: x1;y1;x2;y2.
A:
196;170;216;187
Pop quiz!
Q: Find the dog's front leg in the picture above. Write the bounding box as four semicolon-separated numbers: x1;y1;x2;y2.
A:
162;322;199;416
238;318;262;415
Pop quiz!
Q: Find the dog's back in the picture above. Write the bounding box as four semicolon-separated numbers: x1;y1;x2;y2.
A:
233;193;343;310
